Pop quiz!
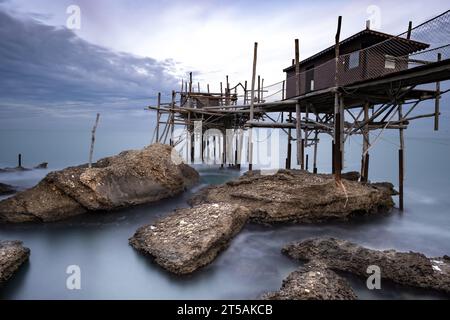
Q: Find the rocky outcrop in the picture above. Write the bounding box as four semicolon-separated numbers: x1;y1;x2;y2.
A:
0;240;30;286
0;183;16;196
190;170;395;224
0;144;199;223
284;238;450;294
130;203;250;274
262;261;357;300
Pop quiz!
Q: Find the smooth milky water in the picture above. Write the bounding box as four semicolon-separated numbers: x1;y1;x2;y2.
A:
0;104;449;299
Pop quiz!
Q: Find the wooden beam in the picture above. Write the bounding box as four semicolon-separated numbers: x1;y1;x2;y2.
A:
398;103;405;211
156;92;161;142
295;38;304;170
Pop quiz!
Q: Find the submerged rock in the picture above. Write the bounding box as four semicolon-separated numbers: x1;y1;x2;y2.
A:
262;261;357;300
283;238;450;294
0;144;199;223
190;169;395;224
129;203;250;275
0;240;30;286
0;183;16;196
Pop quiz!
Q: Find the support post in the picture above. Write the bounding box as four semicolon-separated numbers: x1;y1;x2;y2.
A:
361;102;370;182
244;81;248;105
434;53;441;131
398;104;405;211
294;38;304;170
282;80;285;100
313;113;319;174
171;90;175;146
286;112;292;169
248;42;258;172
333;16;342;181
156;92;161;142
18;153;22;168
89;113;100;168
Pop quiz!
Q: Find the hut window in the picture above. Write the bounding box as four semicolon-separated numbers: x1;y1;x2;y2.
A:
348;51;360;69
310;80;315;91
385;55;396;69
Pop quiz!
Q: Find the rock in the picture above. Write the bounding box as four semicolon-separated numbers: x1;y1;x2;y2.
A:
190;170;394;224
262;261;357;300
34;162;48;169
0;183;16;196
129;203;250;274
0;144;199;223
283;238;450;294
341;171;360;181
0;240;30;286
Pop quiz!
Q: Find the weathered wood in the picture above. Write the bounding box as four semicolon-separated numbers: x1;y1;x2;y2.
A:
156;92;161;142
361;102;370;182
295;38;304;170
248;42;258;171
398;104;405;211
435;53;442;131
88;113;100;168
313;113;319;174
287;112;292;169
18;153;22;168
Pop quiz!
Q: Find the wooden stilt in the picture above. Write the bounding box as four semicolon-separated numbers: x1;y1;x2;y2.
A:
282;80;285;100
313;113;319;174
18;153;22;168
286;112;292;169
294;38;304;170
434;53;441;131
156;92;161;142
248;42;258;172
398;103;405;211
361;102;370;182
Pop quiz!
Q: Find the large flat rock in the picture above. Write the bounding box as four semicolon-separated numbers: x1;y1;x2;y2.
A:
0;183;16;196
0;144;199;223
0;240;30;286
190;170;395;224
129;203;250;275
284;238;450;294
262;261;357;300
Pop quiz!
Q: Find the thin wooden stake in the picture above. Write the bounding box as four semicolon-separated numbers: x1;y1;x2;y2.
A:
434;53;441;131
89;113;100;168
399;103;405;211
156;92;161;142
295;38;304;170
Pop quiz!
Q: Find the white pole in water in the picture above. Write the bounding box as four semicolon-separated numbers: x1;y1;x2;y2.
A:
89;113;100;168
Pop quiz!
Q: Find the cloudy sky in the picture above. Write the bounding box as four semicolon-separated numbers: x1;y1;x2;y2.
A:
0;0;448;108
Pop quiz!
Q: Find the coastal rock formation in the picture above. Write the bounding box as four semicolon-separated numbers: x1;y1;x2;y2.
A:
0;144;199;223
190;170;395;224
283;238;450;294
0;240;30;286
0;162;47;173
262;261;357;300
0;183;16;196
130;203;250;274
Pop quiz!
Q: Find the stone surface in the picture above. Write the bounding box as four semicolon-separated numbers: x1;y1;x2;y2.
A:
130;203;250;275
190;170;395;224
262;261;357;300
0;240;30;286
0;183;16;196
0;144;199;223
284;238;450;294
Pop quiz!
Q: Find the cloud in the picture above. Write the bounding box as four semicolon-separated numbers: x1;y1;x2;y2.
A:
0;9;178;107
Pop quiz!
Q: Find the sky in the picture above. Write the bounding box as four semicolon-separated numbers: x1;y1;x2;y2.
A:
0;0;449;108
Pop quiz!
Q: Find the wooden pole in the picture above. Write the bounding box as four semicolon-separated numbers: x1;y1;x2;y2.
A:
261;78;264;102
156;92;161;142
89;113;100;168
220;82;223;106
313;113;319;174
287;112;292;169
360;103;370;182
244;80;248;105
282;80;285;100
18;153;22;168
398;103;405;211
407;21;413;40
257;75;261;103
207;84;210;94
248;42;258;171
294;38;304;170
333;16;342;181
171;90;175;146
434;53;441;131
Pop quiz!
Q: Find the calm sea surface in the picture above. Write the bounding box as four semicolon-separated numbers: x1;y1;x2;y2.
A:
0;102;449;299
